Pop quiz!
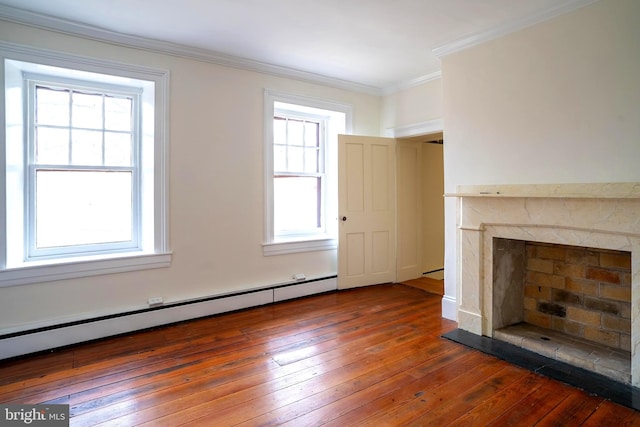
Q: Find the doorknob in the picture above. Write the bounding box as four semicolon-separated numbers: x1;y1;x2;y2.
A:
342;216;347;222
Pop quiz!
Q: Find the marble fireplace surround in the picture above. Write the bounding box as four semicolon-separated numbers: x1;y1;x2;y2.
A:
449;183;640;387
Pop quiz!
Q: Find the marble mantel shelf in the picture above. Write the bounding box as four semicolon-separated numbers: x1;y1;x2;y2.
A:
444;182;640;199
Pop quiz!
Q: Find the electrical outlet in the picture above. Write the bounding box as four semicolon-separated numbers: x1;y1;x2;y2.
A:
148;297;163;306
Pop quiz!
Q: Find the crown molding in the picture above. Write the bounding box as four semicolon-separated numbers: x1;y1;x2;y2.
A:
0;5;383;96
381;70;442;96
386;118;444;139
432;0;600;58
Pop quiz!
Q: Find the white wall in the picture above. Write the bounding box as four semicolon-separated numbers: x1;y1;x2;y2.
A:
441;0;640;319
381;79;442;134
0;21;382;333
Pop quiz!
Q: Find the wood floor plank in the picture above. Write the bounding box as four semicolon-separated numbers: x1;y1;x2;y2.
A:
0;332;252;403
581;400;640;426
76;304;444;425
406;364;529;426
486;377;574;426
353;354;508;426
0;283;638;426
403;277;445;295
222;334;459;426
88;309;442;425
324;351;498;426
534;389;603;427
444;371;546;426
278;341;470;427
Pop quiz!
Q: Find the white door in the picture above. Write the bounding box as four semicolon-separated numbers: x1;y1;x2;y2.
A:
338;135;396;289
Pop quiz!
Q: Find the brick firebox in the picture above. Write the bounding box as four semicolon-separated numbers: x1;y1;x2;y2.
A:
524;242;631;351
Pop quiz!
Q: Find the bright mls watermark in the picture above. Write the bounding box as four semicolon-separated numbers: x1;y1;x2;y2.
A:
1;405;69;426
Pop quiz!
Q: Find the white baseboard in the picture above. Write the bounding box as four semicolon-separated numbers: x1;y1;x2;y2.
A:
441;295;458;321
274;278;336;301
0;277;337;360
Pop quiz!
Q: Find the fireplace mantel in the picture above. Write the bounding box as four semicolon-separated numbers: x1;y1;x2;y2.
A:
449;182;640;386
446;182;640;199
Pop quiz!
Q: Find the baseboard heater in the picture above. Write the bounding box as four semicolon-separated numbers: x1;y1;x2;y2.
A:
0;276;337;361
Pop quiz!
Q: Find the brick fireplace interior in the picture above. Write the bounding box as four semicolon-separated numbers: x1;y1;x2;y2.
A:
491;238;631;384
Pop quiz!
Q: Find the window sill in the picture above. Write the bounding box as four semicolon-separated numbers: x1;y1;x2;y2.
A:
263;237;337;256
0;252;172;288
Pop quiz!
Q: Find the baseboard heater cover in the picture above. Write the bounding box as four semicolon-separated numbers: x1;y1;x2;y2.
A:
0;276;337;360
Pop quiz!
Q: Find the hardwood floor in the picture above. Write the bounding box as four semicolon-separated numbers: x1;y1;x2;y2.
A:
402;277;444;296
1;283;639;426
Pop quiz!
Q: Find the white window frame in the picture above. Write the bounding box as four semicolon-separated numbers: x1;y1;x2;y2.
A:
263;90;352;256
273;108;327;238
0;41;171;287
25;76;143;260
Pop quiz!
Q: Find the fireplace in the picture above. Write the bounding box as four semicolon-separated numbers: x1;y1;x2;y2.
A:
450;183;640;386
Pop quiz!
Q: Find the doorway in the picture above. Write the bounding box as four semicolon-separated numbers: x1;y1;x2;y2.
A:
397;132;444;294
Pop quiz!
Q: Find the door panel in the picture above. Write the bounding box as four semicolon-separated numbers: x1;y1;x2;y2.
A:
345;144;364;212
372;231;390;273
338;135;396;289
371;144;390;211
345;232;365;277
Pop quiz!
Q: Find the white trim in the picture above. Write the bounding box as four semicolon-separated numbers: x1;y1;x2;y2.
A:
0;5;382;96
274;277;336;301
263;238;337;256
0;252;171;288
386;118;444;138
381;70;442;96
0;40;169;79
441;295;458;321
433;0;600;57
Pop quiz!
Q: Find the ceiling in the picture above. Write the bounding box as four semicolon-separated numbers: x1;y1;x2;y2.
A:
0;0;595;94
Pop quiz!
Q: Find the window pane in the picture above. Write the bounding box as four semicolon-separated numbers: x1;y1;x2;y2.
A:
274;144;286;171
36;87;69;126
105;132;131;166
36;127;69;164
105;96;132;131
36;170;132;248
304;121;319;147
274;176;321;232
72;130;103;165
72;92;103;129
274;117;287;145
304;147;319;173
288;119;304;146
287;146;304;172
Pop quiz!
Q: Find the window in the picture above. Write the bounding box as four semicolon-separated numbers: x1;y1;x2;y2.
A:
27;79;140;259
264;90;351;256
1;43;170;287
273;112;325;237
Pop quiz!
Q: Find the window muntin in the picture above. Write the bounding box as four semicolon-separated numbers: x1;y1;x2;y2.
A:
26;79;141;260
